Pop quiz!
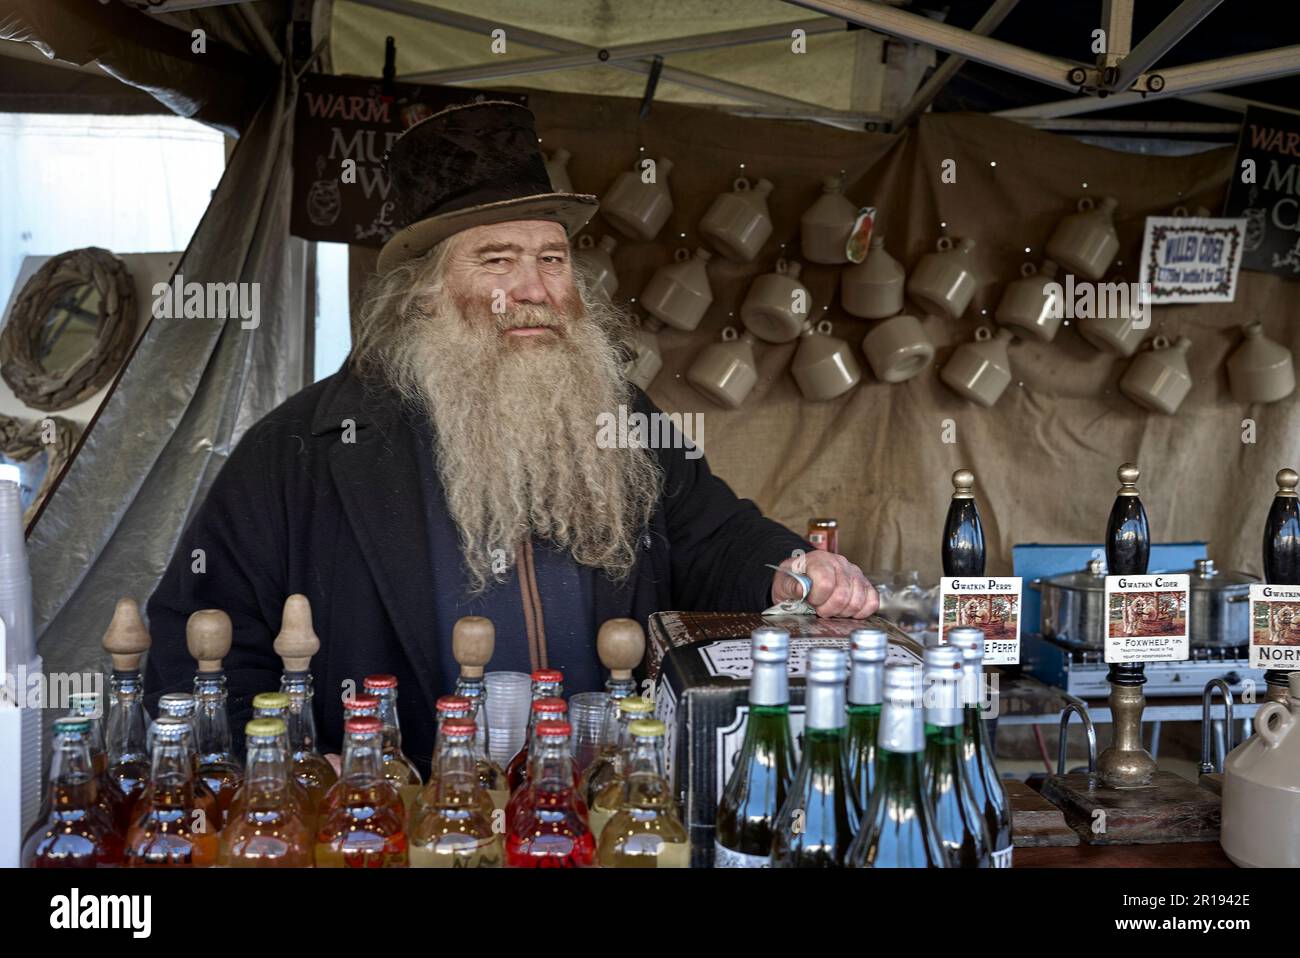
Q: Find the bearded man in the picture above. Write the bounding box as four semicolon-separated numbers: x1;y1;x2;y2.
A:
144;101;877;771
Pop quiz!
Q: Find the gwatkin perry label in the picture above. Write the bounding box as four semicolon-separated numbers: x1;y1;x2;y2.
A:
1103;574;1190;664
1249;583;1300;669
939;577;1023;665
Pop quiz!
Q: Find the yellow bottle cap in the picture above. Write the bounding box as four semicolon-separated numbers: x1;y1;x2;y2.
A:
252;692;290;710
628;718;665;737
618;696;654;715
245;718;286;738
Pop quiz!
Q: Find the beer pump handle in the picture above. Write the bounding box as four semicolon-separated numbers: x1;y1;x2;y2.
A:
273;594;320;672
941;468;985;577
452;616;495;679
102;597;151;672
597;618;646;682
1263;468;1299;586
1105;463;1149;577
186;608;233;674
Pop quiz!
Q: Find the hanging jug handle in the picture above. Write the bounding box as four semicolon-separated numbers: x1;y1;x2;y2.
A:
1020;262;1037;277
733;177;751;192
1077;196;1096;212
816;319;834;336
1152;334;1171;350
674;247;691;262
975;325;992;341
721;326;738;342
775;257;789;274
1256;701;1293;749
936;236;954;252
577;234;595;249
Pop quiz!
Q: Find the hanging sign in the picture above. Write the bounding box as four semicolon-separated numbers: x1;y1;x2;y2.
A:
1138;215;1246;303
1223;106;1300;278
291;74;526;246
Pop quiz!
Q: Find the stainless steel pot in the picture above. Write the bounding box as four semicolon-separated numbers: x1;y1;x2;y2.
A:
1032;558;1109;650
1176;558;1256;649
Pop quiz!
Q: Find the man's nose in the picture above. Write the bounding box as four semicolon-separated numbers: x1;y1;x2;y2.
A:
508;262;550;306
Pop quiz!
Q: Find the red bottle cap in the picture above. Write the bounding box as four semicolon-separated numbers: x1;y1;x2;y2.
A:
436;695;472;713
345;694;380;711
441;718;477;737
531;669;564;683
363;674;398;689
535;720;571;738
345;716;382;734
532;697;567;715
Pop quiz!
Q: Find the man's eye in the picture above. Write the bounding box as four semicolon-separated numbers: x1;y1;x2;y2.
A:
542;256;567;265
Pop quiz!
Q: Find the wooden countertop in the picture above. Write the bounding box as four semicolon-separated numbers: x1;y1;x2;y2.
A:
1015;842;1234;868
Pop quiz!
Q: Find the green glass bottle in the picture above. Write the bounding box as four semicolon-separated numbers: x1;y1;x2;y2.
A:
714;627;797;867
948;627;1013;867
772;647;857;867
847;662;948;868
844;628;886;813
923;645;992;867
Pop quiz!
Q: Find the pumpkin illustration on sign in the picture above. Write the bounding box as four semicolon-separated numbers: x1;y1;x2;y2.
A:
306;155;342;227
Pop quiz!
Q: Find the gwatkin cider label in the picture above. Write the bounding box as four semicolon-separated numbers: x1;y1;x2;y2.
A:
1249;583;1300;670
1103;574;1190;664
939;577;1023;665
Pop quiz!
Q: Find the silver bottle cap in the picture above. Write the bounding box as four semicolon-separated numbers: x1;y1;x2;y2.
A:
922;645;964;727
879;662;925;753
150;715;191;742
157;692;197;718
850;628;888;661
806;647;848;730
750;627;791;663
849;629;887;706
806;646;849;684
947;627;986;707
749;627;791;707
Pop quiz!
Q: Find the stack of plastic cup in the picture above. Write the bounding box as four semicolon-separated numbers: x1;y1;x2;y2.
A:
568;691;608;775
484;671;532;765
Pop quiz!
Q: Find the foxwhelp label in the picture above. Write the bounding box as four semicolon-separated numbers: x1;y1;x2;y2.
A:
1103;574;1190;663
1249;583;1300;669
939;577;1023;665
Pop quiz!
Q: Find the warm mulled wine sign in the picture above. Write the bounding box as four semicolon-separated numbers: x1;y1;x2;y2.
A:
1224;106;1300;278
1138;215;1246;303
291;74;526;246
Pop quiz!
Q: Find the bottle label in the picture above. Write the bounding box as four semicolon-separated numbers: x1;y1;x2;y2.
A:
1102;574;1190;663
713;841;769;868
939;577;1023;665
1248;583;1300;670
992;845;1013;868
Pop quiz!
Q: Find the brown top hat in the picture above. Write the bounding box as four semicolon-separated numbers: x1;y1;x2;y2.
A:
376;99;599;274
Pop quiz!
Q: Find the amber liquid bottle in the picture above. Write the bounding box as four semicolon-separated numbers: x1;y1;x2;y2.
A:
363;674;423;808
193;670;244;826
103;668;151;835
60;691;118;839
596;719;689;868
23;717;124;867
586;696;655;843
218;719;313;867
315;717;408;867
124;717;219;867
279;672;337;819
149;693;221;830
422;696;495;820
229;695;314;834
408;719;503;867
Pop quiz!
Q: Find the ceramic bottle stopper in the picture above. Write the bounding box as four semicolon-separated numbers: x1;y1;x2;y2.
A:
274;594;319;673
186;609;232;674
942;469;985;577
103;597;151;673
597;618;645;683
1097;462;1157;789
1262;468;1300;705
453;615;495;680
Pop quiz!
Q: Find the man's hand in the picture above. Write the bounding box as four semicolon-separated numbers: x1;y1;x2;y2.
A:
771;550;879;619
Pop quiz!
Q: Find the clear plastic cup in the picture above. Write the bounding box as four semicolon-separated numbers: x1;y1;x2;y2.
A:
568;691;608;775
484;671;532;763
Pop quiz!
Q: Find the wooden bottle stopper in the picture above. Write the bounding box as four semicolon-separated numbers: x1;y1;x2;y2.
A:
186;608;233;673
102;597;151;672
951;468;975;499
452;616;495;679
273;594;319;672
597;618;645;681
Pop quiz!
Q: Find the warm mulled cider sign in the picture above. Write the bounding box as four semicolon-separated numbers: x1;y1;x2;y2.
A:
1224;105;1300;278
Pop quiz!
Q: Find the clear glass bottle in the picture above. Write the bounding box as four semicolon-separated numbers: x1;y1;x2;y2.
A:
846;663;948;868
440;692;509;813
193;670;244;826
506;696;572;793
150;693;220;831
772;647;857;867
597;719;689;867
64;691;118;836
22;717;124;867
408;719;503;868
505;698;578;828
845;628;886;813
418;695;495;820
218;719;313;867
280;664;338;820
586;696;656;842
923;645;992;867
363;674;423;808
124;717;219;867
505;720;594;867
505;669;565;789
104;667;150;836
314;716;408;867
230;693;313;832
715;627;797;867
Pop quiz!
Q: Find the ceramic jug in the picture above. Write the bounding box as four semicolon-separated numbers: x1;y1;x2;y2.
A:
1119;335;1193;415
1045;196;1120;280
740;258;811;344
907;237;979;320
686;326;759;409
1075;275;1149;357
575;234;619;300
841;234;905;319
862;314;935;384
800;174;857;265
995;260;1063;342
640;247;714;332
1221;672;1300;867
699;177;774;263
1227;321;1295;404
790;320;862;401
940;326;1014;408
545;148;573;193
602;156;674;242
623;316;663;391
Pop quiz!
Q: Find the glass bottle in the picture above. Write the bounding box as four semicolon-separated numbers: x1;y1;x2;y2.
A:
586;696;656;842
408;719;503;867
64;690;118;836
923;645;992;867
193;669;244;825
314;716;408;867
149;693;220;830
506;695;571;793
124;717;219;866
948;627;1013;867
22;717;124;867
363;674;423;808
845;627;886;815
439;693;509;813
506;698;580;829
505;720;594;867
218;719;313;867
772;647;857;867
597;719;690;867
420;695;495;820
230;693;313;832
280;665;338;821
343;693;379;721
846;663;948;868
715;627;797;867
504;668;564;787
104;666;150;836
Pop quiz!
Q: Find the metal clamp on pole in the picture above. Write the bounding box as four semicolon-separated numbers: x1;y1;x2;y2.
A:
1200;678;1235;776
1057;693;1098;776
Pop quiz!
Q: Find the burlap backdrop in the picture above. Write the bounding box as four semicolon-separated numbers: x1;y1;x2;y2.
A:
350;90;1299;583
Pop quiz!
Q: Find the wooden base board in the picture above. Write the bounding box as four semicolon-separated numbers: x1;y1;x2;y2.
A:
1039;771;1221;845
1008;780;1079;847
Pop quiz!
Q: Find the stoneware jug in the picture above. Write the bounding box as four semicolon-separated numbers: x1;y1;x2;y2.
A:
790;319;862;402
1045;196;1120;280
699;177;774;263
800;174;857;265
1119;335;1193;415
939;326;1014;408
1075;275;1149;357
686;326;759;409
841;234;905;319
1221;672;1300;867
602;156;674;242
623;316;663;392
907;236;979;320
544;148;573;193
640;247;714;332
575;234;619;300
1227;321;1296;404
740;258;811;344
995;260;1063;342
862;314;935;384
